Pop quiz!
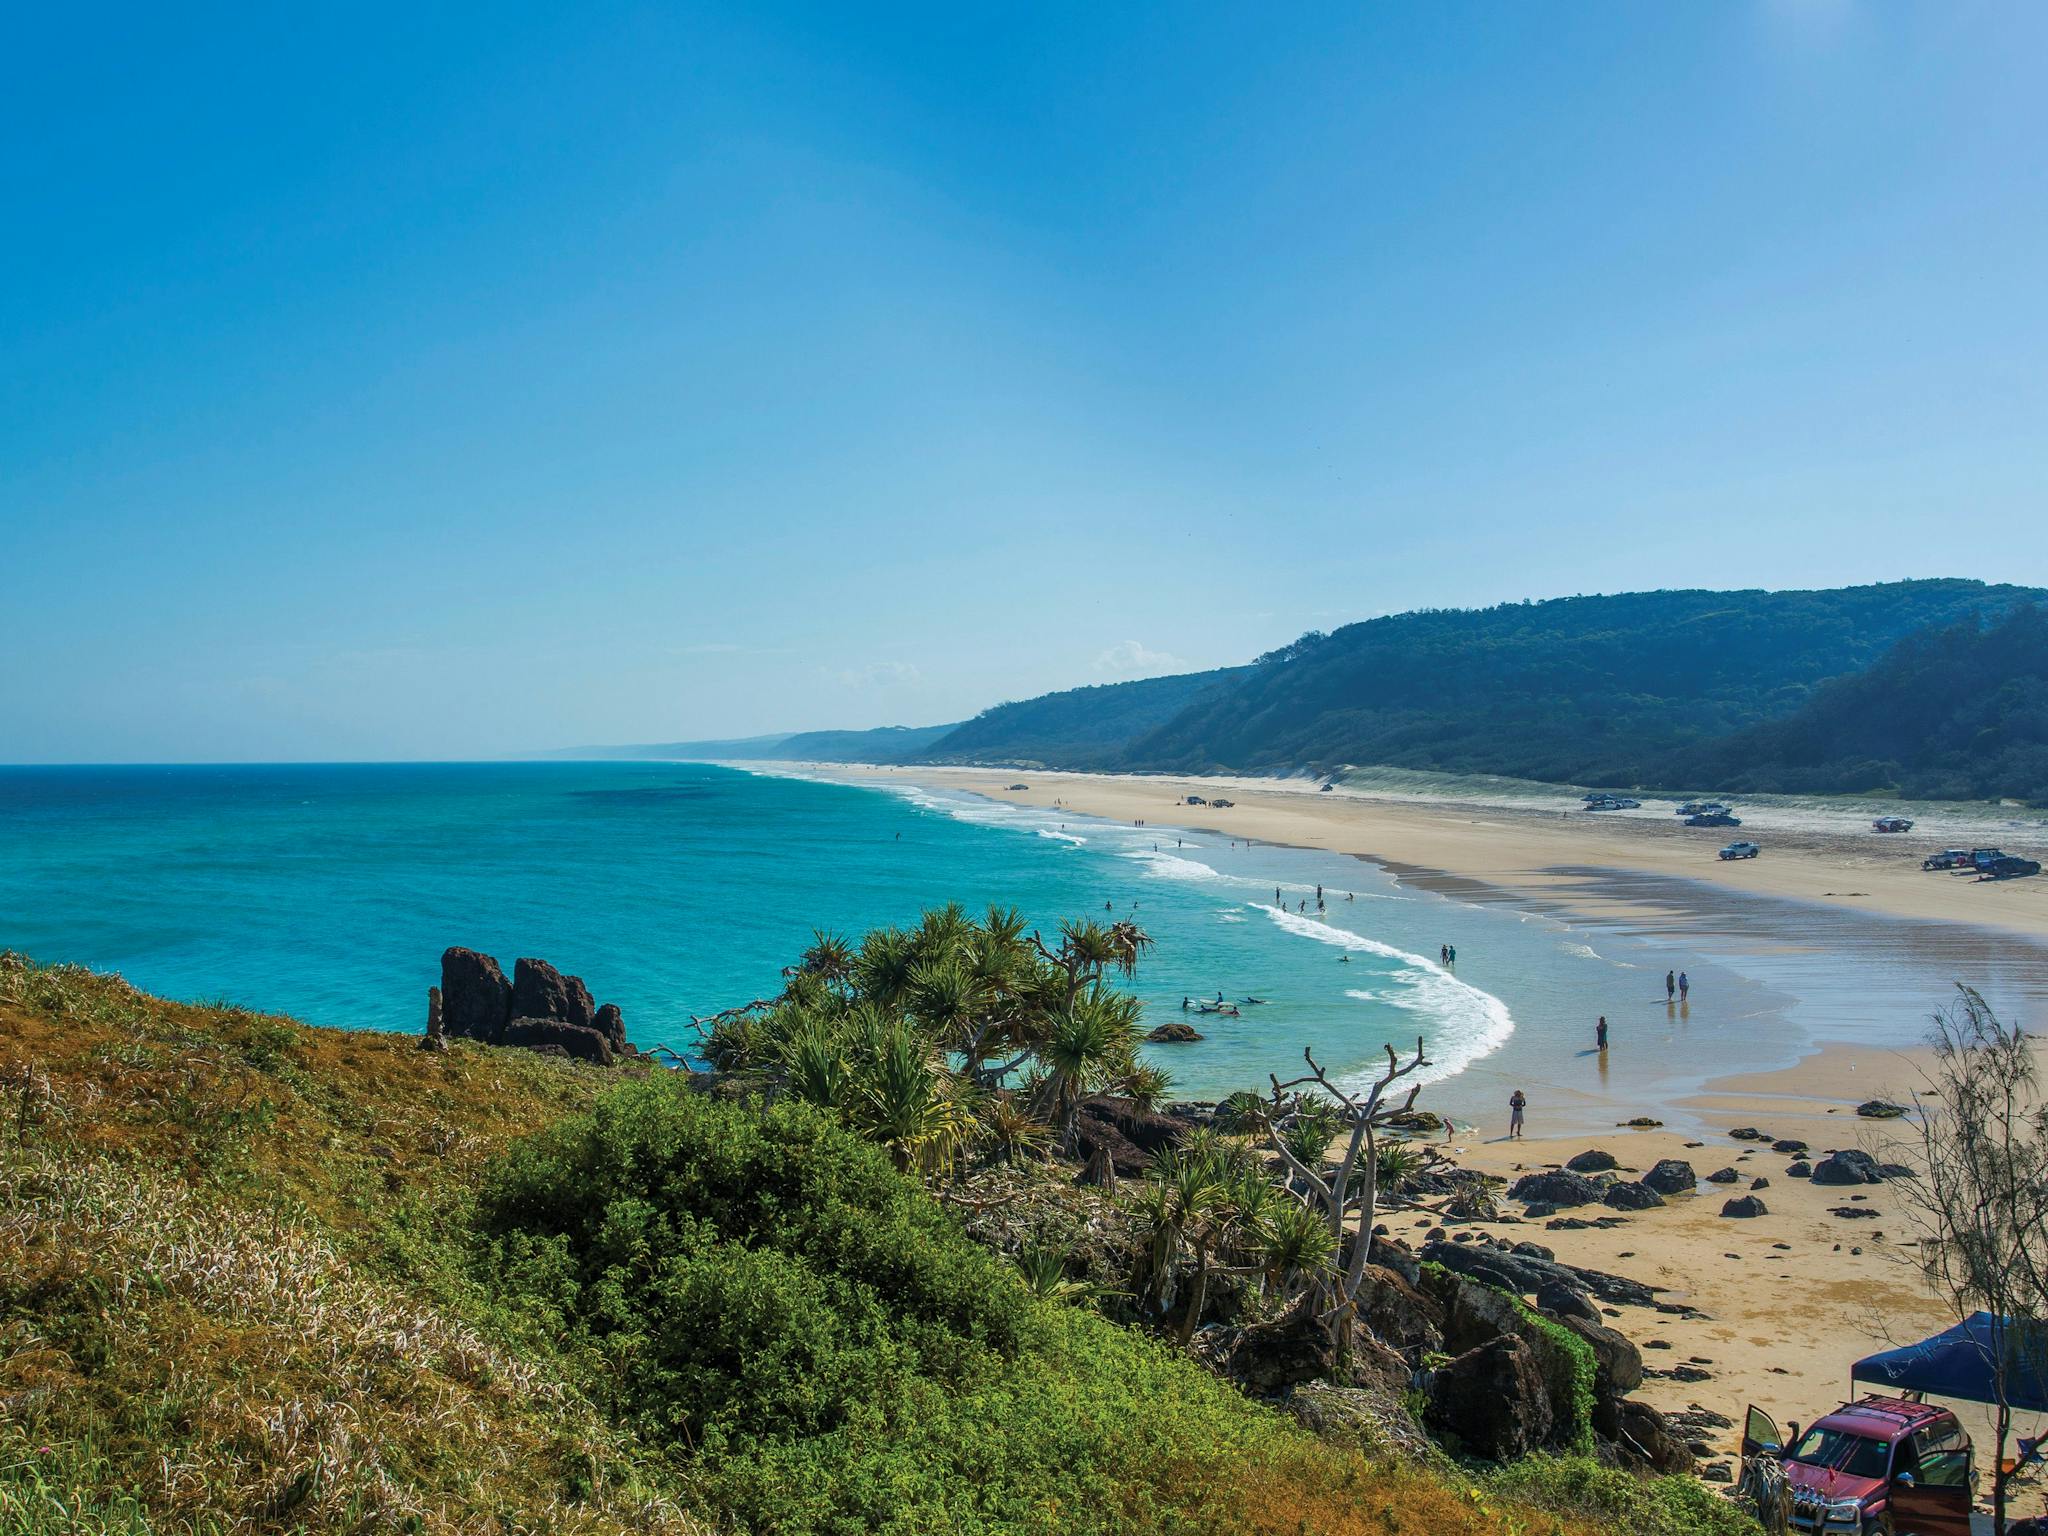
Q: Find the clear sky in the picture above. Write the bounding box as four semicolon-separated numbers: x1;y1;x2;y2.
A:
4;2;2045;762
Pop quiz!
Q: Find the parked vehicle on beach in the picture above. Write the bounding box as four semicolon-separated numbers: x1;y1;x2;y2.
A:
1720;840;1761;860
1687;812;1742;828
1968;847;2010;872
1872;816;1914;834
1742;1397;1976;1535
1185;795;1207;806
1980;855;2042;880
1922;849;1974;871
1209;798;1234;808
1675;799;1730;816
1583;794;1641;811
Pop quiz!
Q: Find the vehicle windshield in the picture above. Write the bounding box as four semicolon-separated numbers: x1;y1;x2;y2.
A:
1789;1427;1890;1481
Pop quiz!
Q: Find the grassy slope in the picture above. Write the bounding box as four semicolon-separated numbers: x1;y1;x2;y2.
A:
0;956;1749;1536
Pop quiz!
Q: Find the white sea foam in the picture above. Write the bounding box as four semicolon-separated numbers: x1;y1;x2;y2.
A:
1037;827;1087;846
1216;910;1246;923
1255;903;1515;1089
1562;941;1601;960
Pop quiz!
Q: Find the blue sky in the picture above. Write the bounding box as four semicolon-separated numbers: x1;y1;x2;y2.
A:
4;2;2045;761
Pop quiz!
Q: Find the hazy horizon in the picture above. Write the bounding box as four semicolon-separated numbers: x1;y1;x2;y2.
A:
7;4;2046;763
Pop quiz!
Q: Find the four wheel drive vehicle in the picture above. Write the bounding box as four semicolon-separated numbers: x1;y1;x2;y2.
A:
1969;848;2010;871
1720;841;1762;860
1688;811;1742;827
1743;1398;1975;1535
1873;816;1915;834
1922;850;1975;871
1677;800;1733;816
1583;794;1642;810
1982;855;2042;880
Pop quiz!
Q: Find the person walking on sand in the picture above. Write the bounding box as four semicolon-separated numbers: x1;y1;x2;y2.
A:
1508;1089;1527;1139
1678;971;1689;1001
1596;1015;1608;1050
1665;969;1676;1002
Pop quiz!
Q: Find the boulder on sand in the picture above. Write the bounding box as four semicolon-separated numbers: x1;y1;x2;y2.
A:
1720;1196;1768;1218
1602;1181;1665;1211
1856;1100;1908;1119
441;947;512;1043
1705;1167;1739;1184
1811;1149;1883;1186
1614;1399;1694;1474
1509;1170;1606;1209
511;957;597;1031
1566;1149;1619;1173
1641;1159;1698;1196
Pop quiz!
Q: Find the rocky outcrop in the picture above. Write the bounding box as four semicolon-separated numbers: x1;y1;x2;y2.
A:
1146;1022;1204;1043
1565;1149;1618;1173
441;948;512;1042
504;1016;614;1066
436;947;627;1063
1073;1095;1187;1179
1535;1280;1601;1324
511;958;596;1031
419;986;447;1052
1641;1159;1697;1195
1426;1336;1554;1460
1856;1100;1908;1119
1720;1195;1768;1218
1560;1312;1643;1400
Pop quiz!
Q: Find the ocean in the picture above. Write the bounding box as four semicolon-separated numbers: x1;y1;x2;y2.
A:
3;760;2042;1127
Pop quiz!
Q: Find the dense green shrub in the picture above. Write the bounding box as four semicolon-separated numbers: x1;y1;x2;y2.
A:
1490;1455;1761;1536
476;1077;1314;1534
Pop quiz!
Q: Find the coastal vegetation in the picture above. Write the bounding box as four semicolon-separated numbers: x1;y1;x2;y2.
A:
1661;603;2048;802
0;944;1756;1536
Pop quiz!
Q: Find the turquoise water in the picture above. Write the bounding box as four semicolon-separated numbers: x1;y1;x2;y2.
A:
5;760;2040;1122
0;761;1521;1100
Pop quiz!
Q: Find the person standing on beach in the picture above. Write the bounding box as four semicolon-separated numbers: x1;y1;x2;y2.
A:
1678;971;1689;1000
1596;1016;1608;1050
1665;970;1676;1002
1508;1089;1527;1138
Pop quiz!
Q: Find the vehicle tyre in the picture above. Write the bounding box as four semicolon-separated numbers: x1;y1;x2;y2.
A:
1865;1513;1893;1536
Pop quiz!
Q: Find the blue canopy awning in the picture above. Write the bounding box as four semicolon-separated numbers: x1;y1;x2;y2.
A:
1852;1313;2048;1414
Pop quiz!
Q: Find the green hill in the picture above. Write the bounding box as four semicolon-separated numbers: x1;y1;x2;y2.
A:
924;668;1249;769
1116;580;2045;786
1662;602;2048;802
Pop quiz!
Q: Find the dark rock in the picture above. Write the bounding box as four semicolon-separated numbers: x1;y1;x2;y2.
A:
1422;1232;1670;1311
1425;1336;1554;1461
440;947;512;1043
510;957;596;1031
1566;1149;1620;1173
1876;1162;1917;1181
419;985;447;1052
1771;1139;1809;1154
1720;1196;1768;1218
1080;1095;1187;1155
1536;1280;1601;1324
1617;1116;1663;1128
1641;1159;1698;1196
1358;1265;1444;1352
1560;1312;1644;1398
1705;1167;1740;1183
1830;1206;1882;1220
1701;1461;1734;1483
1509;1170;1606;1208
1382;1109;1446;1134
1728;1127;1765;1141
1146;1022;1204;1043
1602;1181;1666;1211
1204;1310;1406;1399
1856;1099;1908;1119
593;1002;627;1054
1525;1201;1560;1219
1613;1398;1694;1474
1811;1150;1882;1186
1787;1160;1813;1178
504;1015;613;1066
1750;1177;1771;1191
1511;1241;1555;1261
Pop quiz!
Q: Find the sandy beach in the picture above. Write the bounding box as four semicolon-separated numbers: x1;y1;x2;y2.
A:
792;762;2048;1505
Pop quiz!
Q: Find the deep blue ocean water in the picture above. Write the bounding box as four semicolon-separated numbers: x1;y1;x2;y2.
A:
6;760;2037;1121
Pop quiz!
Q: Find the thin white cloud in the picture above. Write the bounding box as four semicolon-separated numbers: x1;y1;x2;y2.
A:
1093;640;1187;676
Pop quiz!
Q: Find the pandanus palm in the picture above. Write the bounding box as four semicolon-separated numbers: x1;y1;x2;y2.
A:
852;1019;973;1176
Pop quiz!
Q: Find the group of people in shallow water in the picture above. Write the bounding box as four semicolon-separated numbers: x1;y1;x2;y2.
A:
1507;963;1699;1139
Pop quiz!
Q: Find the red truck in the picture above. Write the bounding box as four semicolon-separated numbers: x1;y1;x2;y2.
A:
1744;1396;1976;1534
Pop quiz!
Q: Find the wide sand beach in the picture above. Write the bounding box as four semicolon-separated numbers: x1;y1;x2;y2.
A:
794;761;2048;1498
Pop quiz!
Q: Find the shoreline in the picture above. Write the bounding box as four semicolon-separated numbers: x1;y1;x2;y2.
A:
781;760;2048;1495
